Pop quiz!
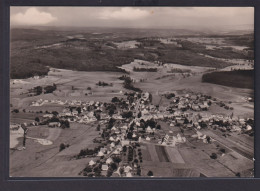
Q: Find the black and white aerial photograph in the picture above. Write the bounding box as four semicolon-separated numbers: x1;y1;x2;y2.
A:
9;7;254;178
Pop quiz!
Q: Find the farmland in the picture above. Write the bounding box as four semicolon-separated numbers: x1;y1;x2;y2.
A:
10;27;254;178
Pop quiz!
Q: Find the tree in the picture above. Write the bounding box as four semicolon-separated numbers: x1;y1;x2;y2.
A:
44;85;56;94
137;168;141;176
34;86;42;95
110;163;118;170
220;148;226;153
124;76;132;86
76;107;82;114
112;97;120;103
149;93;153;102
156;125;161;129
61;120;70;128
107;118;116;129
84;166;92;173
107;168;113;177
95;113;101;121
122;111;133;118
109;109;115;116
52;111;59;116
96;124;101;131
147;171;153;176
119;168;124;175
210;153;217;159
206;136;211;143
35;117;40;122
49;117;60;122
113;156;122;164
137;111;142;118
59;143;66;152
127;132;133;139
236;172;241;177
145;119;156;128
12;109;19;113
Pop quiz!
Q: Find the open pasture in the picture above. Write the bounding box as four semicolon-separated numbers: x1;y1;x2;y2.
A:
10;122;99;177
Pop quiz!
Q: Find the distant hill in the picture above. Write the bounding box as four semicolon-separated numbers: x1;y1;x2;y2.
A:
10;28;252;79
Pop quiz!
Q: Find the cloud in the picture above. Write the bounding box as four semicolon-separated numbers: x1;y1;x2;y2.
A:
11;7;57;25
99;7;150;20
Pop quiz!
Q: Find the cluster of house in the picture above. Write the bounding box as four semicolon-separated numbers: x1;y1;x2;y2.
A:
10;122;37;132
160;132;186;146
27;89;253;141
31;99;86;107
165;93;212;112
84;143;136;177
87;156;134;177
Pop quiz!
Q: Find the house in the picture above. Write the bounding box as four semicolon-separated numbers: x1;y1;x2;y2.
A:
142;109;149;115
72;111;78;116
102;164;109;171
146;126;153;133
192;105;200;111
106;158;113;164
176;133;183;142
121;125;128;130
112;149;120;155
124;166;132;173
231;125;241;132
109;136;115;142
110;142;115;148
126;172;133;177
89;160;96;166
43;114;54;118
121;140;130;146
10;124;21;131
111;126;117;131
65;112;72;116
100;148;107;153
199;105;208;111
97;151;104;157
246;125;252;131
48;122;61;127
143;92;149;101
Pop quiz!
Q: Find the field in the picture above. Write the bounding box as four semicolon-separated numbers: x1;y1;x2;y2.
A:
10;122;99;177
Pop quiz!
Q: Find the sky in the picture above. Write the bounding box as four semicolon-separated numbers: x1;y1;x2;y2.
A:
10;7;254;30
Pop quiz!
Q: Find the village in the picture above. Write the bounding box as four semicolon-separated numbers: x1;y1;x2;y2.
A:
10;85;254;177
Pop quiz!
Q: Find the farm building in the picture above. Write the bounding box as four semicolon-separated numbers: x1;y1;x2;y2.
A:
48;122;61;127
